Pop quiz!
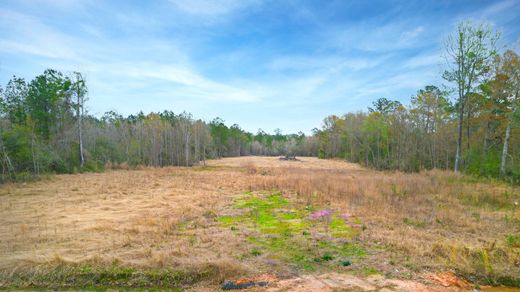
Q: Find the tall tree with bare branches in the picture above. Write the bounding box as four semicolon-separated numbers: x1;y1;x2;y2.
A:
443;21;499;172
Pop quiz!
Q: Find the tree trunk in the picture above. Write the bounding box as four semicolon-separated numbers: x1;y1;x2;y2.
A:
466;105;471;151
454;98;465;173
78;101;84;168
500;122;511;176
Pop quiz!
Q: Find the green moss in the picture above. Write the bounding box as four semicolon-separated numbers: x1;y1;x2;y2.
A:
234;193;288;210
219;192;367;271
217;215;237;225
279;210;300;220
329;217;356;238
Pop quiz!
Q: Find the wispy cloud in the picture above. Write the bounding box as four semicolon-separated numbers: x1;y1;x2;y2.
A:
0;9;82;61
403;53;442;69
169;0;261;16
0;0;518;133
479;0;518;18
267;55;387;72
125;63;261;102
401;26;425;42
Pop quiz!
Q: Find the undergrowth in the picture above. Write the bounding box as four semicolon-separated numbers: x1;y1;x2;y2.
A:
0;264;224;289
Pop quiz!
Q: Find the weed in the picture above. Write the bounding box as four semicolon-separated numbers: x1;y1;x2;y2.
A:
0;263;229;289
505;233;520;248
403;217;427;228
357;267;380;276
250;249;263;256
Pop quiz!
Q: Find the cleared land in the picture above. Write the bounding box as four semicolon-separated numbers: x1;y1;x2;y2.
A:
0;156;519;290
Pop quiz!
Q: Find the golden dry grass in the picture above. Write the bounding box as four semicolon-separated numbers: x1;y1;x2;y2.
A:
0;156;519;289
0;166;250;269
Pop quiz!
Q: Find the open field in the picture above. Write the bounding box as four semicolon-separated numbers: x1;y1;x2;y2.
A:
1;156;519;290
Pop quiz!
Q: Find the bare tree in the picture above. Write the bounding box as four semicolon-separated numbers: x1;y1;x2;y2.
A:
443;21;499;172
71;72;88;168
491;50;520;176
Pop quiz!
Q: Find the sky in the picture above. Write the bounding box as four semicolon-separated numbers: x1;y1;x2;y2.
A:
0;0;519;134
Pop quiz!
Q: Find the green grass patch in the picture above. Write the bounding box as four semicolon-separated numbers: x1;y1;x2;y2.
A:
317;240;368;258
357;267;381;276
506;233;520;248
0;263;225;289
329;218;356;238
219;192;366;271
403;217;427;228
218;215;242;227
234;192;289;210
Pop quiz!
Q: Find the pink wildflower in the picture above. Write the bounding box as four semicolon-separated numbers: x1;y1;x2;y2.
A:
309;209;333;221
339;212;352;220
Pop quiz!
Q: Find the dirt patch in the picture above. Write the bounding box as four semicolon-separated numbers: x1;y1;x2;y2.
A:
264;272;468;291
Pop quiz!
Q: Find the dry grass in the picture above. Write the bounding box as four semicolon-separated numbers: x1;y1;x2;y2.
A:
244;165;520;281
0;156;519;288
0;166;255;282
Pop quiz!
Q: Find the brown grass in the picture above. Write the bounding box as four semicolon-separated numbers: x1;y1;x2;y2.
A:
0;156;519;288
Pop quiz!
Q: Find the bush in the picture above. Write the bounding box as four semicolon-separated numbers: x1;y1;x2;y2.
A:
1;126;34;172
506;233;520;248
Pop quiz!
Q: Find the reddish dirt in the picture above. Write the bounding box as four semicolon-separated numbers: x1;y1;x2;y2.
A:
223;272;483;291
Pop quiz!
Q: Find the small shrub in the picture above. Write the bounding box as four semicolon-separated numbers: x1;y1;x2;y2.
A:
243;162;257;175
321;253;334;261
506;233;520;248
250;249;262;256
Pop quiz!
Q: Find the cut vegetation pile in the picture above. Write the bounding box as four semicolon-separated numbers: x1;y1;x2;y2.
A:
0;156;519;289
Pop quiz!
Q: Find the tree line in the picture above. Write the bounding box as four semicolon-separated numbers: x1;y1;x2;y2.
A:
0;21;518;182
0;70;315;182
314;22;519;181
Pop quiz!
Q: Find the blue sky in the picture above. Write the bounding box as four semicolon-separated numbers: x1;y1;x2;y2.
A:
0;0;519;134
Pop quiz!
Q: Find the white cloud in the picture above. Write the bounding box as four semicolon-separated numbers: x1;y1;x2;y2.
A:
125;64;261;102
4;0;503;133
18;0;88;10
169;0;260;16
401;26;425;42
480;0;518;17
323;22;429;53
267;55;385;72
403;53;441;68
0;7;261;105
0;9;83;61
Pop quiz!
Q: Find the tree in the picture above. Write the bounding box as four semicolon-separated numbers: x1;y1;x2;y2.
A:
26;69;72;141
209;117;228;158
70;72;88;168
490;50;520;176
368;98;402;116
1;76;28;125
410;86;450;168
443;21;499;172
0;85;4;117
